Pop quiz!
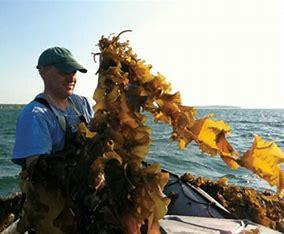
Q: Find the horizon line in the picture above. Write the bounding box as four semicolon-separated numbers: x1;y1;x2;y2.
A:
1;103;283;110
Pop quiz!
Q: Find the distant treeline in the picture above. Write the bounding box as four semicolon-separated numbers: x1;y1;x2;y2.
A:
0;104;25;109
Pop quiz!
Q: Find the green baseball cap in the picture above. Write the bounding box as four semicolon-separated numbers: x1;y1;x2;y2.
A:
36;47;87;73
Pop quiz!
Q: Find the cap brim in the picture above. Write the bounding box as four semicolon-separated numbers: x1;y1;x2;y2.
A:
53;61;87;73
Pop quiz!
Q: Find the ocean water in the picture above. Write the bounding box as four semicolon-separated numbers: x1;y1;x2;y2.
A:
0;105;283;197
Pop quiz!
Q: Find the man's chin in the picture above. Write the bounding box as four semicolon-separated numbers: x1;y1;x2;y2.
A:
67;92;74;97
66;88;74;96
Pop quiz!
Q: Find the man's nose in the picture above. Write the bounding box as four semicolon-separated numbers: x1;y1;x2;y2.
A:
66;72;76;82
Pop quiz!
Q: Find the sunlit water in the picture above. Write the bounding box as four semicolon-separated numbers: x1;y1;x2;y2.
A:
0;105;283;197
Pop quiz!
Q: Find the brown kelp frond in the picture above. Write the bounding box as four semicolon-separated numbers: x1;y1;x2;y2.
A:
89;32;283;231
181;173;284;232
95;32;284;193
115;29;132;41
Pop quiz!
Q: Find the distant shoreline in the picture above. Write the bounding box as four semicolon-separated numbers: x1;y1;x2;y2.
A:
0;104;25;107
0;104;25;106
195;105;241;109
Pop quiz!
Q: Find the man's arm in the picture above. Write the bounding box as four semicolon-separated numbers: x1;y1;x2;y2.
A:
12;105;54;167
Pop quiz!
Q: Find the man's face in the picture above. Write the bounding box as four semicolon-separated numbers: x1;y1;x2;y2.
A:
41;66;77;99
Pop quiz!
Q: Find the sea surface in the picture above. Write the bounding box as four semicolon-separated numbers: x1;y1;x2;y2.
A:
0;105;284;197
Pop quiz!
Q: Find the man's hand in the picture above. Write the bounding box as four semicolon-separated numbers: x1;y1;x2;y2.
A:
26;155;39;169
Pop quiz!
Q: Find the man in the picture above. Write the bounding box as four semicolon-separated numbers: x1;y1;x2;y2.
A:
8;47;94;233
12;47;94;169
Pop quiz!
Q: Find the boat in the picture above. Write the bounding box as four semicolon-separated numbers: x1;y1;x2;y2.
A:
160;165;280;233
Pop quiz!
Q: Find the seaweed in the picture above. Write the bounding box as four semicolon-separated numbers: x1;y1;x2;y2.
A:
181;173;284;232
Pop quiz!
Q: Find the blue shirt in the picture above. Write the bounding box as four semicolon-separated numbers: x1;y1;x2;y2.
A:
12;93;94;165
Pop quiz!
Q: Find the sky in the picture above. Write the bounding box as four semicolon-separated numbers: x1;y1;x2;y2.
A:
0;0;283;108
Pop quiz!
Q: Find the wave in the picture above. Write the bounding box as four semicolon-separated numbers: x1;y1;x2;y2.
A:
0;176;20;197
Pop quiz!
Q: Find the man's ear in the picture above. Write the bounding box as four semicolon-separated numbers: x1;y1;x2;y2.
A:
38;69;45;78
38;66;51;79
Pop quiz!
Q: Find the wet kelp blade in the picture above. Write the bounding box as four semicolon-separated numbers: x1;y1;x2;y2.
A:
239;135;284;191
